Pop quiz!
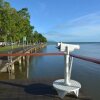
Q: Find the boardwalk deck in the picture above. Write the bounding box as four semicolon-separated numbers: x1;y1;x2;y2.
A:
0;79;91;100
0;44;46;72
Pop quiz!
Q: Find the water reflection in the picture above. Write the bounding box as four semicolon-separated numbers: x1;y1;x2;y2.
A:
28;45;64;80
0;47;44;80
0;56;30;80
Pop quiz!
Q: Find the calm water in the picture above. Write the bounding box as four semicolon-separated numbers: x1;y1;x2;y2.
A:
29;43;100;100
0;43;100;100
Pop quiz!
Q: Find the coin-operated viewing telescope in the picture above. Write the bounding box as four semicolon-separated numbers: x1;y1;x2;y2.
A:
53;42;81;99
60;42;80;52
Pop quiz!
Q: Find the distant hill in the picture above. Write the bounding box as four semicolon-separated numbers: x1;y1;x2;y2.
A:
47;41;57;44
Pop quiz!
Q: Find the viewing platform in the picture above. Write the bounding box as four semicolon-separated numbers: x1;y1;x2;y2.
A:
0;78;91;100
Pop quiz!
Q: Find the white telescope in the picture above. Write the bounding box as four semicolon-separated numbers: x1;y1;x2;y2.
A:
53;42;81;99
58;42;80;52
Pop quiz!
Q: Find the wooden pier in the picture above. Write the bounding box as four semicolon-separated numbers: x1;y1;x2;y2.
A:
0;44;46;72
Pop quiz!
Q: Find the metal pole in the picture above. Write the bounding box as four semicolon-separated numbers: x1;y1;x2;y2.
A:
69;56;73;79
64;47;71;86
11;38;13;50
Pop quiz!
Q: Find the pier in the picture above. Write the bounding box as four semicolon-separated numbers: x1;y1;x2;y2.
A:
0;44;46;72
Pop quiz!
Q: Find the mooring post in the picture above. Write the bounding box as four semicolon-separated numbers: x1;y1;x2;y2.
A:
19;57;22;71
9;53;15;73
26;56;29;78
23;56;25;61
11;63;15;73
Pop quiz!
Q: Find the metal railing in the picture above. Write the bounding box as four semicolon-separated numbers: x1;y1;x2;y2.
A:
0;52;100;65
70;54;100;64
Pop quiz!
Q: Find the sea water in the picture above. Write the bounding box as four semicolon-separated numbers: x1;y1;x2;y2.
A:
29;43;100;100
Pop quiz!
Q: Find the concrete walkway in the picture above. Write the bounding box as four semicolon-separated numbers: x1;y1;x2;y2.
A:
0;79;91;100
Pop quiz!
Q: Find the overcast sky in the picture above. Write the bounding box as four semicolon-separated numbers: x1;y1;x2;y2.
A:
6;0;100;42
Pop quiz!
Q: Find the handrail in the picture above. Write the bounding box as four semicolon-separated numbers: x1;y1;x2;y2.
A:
70;54;100;64
0;53;64;56
0;52;100;64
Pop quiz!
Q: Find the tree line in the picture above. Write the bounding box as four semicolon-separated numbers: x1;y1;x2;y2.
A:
0;0;47;44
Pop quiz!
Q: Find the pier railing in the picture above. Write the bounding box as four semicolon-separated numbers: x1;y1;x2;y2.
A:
70;54;100;64
0;52;100;65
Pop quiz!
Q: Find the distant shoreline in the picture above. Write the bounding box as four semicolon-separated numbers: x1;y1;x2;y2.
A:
47;41;100;45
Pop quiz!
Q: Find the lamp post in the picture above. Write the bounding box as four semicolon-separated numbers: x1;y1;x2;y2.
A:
23;36;26;51
11;37;13;50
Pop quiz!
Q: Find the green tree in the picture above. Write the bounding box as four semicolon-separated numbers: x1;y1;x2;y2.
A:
0;0;47;44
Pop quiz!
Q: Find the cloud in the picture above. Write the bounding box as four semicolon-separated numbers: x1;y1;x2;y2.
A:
45;12;100;42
